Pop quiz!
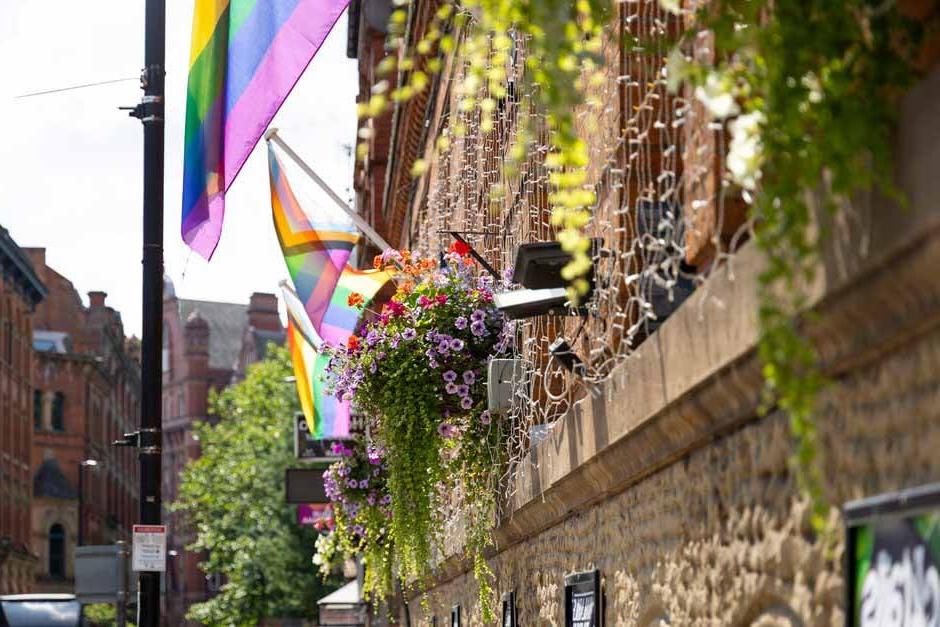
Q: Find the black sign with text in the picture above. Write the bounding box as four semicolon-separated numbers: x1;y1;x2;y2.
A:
565;570;601;627
294;413;348;462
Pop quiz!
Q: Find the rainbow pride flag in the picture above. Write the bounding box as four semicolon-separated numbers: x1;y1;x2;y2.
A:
182;0;350;259
269;145;391;346
269;145;358;333
282;284;350;437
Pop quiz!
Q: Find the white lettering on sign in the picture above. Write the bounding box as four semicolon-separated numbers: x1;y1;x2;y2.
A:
570;590;595;627
132;524;167;572
860;546;940;626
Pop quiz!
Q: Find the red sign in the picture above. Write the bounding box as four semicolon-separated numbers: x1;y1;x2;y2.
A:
297;504;331;526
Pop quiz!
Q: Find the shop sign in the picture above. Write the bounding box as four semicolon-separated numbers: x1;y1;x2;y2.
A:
846;482;940;626
564;569;601;627
297;503;331;526
294;412;348;462
285;468;328;504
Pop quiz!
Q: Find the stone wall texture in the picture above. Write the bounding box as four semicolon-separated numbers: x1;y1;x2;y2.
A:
410;320;940;625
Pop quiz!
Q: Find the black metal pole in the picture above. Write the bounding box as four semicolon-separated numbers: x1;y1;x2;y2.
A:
136;0;165;624
77;463;84;546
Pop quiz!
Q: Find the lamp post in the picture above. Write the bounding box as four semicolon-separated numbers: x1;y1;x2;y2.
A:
77;459;98;546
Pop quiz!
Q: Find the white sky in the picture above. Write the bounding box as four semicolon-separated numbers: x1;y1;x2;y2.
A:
0;1;358;337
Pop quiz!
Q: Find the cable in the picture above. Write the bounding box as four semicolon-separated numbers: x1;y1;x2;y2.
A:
14;77;138;99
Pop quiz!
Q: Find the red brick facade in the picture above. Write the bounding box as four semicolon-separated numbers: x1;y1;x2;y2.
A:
25;248;140;592
0;228;45;594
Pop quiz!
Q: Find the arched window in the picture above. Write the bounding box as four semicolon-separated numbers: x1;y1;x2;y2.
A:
51;392;65;432
48;523;66;578
34;389;43;429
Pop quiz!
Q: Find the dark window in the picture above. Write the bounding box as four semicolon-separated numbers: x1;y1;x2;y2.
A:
51;392;65;432
48;523;66;578
3;320;12;363
34;389;43;429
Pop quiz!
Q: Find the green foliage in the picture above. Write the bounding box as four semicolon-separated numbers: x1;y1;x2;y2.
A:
325;252;510;621
83;603;134;627
671;0;926;528
173;347;339;625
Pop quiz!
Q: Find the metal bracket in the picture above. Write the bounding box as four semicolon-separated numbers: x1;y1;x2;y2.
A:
447;231;500;280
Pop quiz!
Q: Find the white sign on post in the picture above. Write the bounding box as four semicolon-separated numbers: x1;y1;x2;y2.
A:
132;525;167;572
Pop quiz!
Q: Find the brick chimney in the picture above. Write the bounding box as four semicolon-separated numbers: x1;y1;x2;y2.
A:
183;311;210;436
247;292;281;332
88;291;107;308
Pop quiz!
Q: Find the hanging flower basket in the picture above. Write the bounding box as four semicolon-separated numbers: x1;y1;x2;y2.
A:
324;249;514;618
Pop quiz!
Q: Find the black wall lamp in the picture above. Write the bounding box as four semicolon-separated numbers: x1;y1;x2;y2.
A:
494;239;603;320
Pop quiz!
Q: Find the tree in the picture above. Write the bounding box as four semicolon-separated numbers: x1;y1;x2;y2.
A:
174;347;338;625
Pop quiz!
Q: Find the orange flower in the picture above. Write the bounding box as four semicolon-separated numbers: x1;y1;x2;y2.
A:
347;335;360;350
399;281;415;295
347;292;365;309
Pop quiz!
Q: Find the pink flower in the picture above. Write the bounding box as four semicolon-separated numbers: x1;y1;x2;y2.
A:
418;295;433;308
436;294;448;305
385;301;406;316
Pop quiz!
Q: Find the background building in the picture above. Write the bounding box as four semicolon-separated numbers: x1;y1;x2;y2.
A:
0;227;45;594
25;248;141;592
162;279;284;625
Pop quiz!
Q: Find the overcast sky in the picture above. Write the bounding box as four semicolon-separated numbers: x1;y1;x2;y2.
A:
0;1;358;337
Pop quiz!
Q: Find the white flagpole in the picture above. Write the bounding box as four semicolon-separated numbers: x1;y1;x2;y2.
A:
265;128;393;252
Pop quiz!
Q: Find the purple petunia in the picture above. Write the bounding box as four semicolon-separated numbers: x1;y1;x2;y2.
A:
347;479;358;489
471;320;487;337
443;370;458;383
438;422;459;439
359;479;369;489
445;382;459;395
480;410;492;425
402;328;417;341
455;316;468;330
456;384;470;397
463;370;476;384
449;338;465;351
460;396;473;410
471;308;486;322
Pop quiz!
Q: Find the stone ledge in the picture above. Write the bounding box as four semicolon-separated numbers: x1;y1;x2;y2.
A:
421;63;940;589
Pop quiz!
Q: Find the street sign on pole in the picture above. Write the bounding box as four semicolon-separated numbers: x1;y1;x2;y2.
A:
75;544;132;603
285;468;329;504
132;525;167;572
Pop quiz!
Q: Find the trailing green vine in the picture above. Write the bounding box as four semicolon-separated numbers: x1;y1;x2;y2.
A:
665;0;931;527
324;249;514;621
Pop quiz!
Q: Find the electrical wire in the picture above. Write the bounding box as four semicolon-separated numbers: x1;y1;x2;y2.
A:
14;77;138;99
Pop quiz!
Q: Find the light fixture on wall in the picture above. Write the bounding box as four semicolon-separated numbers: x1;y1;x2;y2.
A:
494;239;603;319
